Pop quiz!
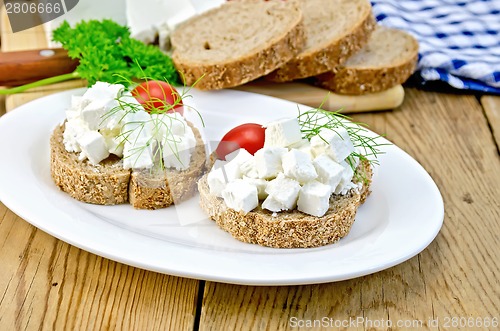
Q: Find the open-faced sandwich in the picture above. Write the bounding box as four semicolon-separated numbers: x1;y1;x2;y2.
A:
50;81;206;209
198;109;381;248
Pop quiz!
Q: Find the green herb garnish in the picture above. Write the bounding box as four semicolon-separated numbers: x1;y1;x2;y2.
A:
0;19;180;95
298;106;388;184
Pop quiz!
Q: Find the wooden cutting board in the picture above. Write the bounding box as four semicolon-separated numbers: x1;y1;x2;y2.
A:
0;12;403;113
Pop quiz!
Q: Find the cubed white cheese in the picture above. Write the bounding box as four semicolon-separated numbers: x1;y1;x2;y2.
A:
310;127;355;162
121;110;153;142
261;196;286;213
288;139;314;158
207;151;249;197
221;179;259;214
254;147;287;179
297;181;332;217
242;176;268;200
123;138;155;169
313;154;345;193
152;112;190;141
82;81;124;102
239;155;256;178
282;149;318;184
263;173;301;211
81;98;114;130
334;161;355;195
76;131;110;165
224;148;253;164
264;117;302;148
163;134;196;170
63;119;89;153
100;128;124;157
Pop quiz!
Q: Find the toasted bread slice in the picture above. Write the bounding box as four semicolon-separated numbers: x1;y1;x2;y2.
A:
170;0;305;90
50;122;206;209
315;26;419;95
129;125;207;210
265;0;376;82
50;123;130;205
198;160;372;248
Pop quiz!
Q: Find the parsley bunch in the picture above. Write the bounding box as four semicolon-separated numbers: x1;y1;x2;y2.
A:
0;19;180;95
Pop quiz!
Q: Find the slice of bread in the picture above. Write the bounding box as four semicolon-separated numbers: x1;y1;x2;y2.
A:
129;125;207;210
170;0;305;90
265;0;376;83
50;124;130;205
315;26;419;95
50;122;206;208
198;160;372;248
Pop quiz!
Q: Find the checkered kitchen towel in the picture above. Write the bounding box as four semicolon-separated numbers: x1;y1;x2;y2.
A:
371;0;500;94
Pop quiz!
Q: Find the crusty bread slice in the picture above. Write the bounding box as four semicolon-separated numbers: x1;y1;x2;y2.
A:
315;26;419;95
265;0;376;82
129;125;207;210
50;124;130;205
170;0;305;90
50;122;206;209
198;160;372;248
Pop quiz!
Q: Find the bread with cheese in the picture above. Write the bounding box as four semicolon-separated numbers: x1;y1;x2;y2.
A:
50;122;206;209
198;160;372;248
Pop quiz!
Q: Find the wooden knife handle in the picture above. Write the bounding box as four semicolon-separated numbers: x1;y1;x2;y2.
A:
0;48;78;86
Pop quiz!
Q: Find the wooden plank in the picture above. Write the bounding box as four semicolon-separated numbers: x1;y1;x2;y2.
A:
0;202;200;330
480;95;500;148
198;88;500;330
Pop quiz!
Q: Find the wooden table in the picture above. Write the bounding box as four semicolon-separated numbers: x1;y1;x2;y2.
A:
1;18;499;331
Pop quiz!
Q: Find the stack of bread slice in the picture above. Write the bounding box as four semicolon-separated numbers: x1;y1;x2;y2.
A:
170;0;419;101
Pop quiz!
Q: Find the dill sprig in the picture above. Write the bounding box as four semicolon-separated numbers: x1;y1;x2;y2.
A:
297;106;388;183
98;71;204;171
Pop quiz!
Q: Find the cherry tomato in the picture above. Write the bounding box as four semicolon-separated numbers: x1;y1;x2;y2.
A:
216;123;266;160
131;81;184;115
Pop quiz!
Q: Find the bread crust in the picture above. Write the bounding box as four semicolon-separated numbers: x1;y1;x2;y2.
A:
198;160;372;248
50;124;130;205
265;2;376;82
315;29;419;95
171;1;306;90
50;122;206;209
129;125;207;209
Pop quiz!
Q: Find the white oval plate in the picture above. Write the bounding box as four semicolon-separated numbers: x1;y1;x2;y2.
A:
0;88;444;285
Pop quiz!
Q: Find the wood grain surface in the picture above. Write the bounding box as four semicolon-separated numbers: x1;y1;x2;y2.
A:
198;89;500;330
2;8;500;331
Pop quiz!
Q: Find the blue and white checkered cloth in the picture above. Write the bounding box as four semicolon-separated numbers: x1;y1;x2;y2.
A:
371;0;500;94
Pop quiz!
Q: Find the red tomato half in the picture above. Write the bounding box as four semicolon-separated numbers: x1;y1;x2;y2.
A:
216;123;266;160
131;81;184;115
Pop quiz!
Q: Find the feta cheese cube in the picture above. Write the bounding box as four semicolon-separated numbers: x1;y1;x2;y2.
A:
263;173;301;211
163;134;196;170
77;131;110;165
239;156;256;178
121;110;153;142
221;179;259;214
264;117;302;148
282;149;318;184
334;161;355;195
207;150;250;197
82;82;124;102
123;138;155;169
225;148;253;164
100;127;124;157
242;176;268;200
152;112;190;141
297;181;332;217
63;119;89;153
254;147;287;179
288;139;314;158
313;154;345;193
81;98;112;130
310;127;355;162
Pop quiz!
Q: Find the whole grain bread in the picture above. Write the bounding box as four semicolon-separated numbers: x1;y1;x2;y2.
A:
170;0;305;90
198;160;372;248
50;124;130;205
265;0;376;83
129;125;207;209
50;122;206;208
315;26;419;95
